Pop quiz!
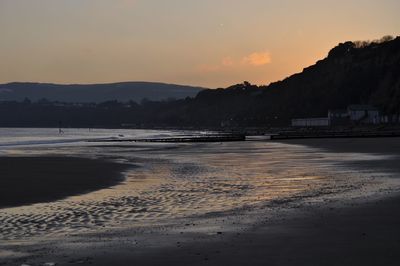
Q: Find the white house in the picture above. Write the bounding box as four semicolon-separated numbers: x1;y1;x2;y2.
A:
292;105;382;127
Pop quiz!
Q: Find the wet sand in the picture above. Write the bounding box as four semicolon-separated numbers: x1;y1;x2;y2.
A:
73;195;400;266
7;191;399;266
1;138;400;265
0;157;128;209
281;137;400;174
67;138;400;266
280;137;400;155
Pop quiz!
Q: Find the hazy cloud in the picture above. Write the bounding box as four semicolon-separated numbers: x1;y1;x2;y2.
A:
242;51;272;66
198;51;271;73
221;57;234;67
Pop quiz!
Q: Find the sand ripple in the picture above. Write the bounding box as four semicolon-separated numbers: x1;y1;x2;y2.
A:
0;142;395;240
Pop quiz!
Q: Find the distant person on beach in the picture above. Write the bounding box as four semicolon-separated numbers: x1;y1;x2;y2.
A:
58;121;64;134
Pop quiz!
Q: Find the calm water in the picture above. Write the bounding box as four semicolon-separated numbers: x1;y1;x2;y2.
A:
0;128;398;240
0;127;204;149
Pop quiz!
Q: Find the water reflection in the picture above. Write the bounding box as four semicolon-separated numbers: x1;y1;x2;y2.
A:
0;140;396;240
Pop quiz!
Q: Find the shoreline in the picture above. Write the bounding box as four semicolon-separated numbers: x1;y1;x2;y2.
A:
1;138;400;265
278;137;400;155
4;185;399;266
0;156;128;209
66;138;400;266
64;194;400;266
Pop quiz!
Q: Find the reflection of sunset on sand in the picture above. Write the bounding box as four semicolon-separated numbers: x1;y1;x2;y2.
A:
0;130;400;265
0;135;398;241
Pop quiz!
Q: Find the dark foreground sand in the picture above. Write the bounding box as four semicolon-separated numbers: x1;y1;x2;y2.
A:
281;137;400;174
0;157;128;209
77;195;400;266
281;137;400;155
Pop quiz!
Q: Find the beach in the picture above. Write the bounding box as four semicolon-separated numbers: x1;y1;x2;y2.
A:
1;130;400;266
2;1;399;265
0;157;128;209
64;193;400;266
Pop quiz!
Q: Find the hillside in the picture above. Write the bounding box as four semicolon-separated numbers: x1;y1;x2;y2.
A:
0;82;204;103
162;36;400;127
0;36;399;128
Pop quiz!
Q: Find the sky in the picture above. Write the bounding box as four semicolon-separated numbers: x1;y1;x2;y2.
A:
0;0;399;88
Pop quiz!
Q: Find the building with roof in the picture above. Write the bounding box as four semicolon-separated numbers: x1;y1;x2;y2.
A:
347;105;380;123
292;105;382;127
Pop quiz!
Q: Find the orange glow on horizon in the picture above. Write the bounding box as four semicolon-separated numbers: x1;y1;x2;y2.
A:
0;0;398;88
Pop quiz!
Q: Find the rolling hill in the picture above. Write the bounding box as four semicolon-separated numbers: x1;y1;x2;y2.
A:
0;82;205;103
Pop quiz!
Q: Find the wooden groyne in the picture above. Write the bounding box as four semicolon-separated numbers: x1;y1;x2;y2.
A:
87;129;400;144
270;130;400;140
89;134;246;143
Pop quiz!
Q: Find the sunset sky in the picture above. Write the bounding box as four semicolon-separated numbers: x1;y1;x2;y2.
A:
0;0;399;88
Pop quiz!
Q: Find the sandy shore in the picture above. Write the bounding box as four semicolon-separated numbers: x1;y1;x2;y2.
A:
69;195;400;266
280;137;400;174
0;157;128;209
69;138;400;266
1;138;400;265
280;137;400;155
5;191;399;266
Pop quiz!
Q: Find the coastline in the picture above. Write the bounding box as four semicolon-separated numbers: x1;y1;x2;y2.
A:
278;137;400;155
69;138;400;266
279;138;400;175
1;137;400;265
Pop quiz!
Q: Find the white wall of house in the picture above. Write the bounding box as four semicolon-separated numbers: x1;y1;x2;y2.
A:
292;106;387;127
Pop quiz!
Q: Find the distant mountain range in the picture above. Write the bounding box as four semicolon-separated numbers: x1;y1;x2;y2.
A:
0;82;205;103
